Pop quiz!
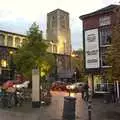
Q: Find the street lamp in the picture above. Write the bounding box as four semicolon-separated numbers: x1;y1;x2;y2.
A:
9;50;14;80
74;71;77;83
53;53;57;81
1;59;7;68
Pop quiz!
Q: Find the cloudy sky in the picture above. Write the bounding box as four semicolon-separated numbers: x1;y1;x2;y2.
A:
0;0;119;50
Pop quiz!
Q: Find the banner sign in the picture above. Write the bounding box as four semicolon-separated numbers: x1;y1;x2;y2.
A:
85;29;100;69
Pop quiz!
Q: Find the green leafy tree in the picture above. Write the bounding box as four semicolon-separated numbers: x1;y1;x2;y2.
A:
71;49;86;81
14;22;54;80
105;25;120;82
105;8;120;82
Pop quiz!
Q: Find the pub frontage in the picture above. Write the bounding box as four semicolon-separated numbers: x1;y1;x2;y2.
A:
80;4;120;95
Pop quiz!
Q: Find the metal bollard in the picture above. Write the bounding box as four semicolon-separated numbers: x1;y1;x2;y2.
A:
88;89;92;120
88;99;92;120
63;96;76;120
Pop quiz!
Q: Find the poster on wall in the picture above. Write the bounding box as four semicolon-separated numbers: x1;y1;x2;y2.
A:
85;29;100;69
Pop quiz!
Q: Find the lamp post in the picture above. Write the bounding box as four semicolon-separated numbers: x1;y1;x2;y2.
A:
74;71;76;83
9;51;14;80
53;53;57;81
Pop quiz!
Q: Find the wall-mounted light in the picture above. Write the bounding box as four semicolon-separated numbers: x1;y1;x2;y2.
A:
9;51;13;55
1;59;7;67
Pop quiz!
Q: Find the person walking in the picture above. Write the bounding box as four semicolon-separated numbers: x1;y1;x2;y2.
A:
81;85;85;99
110;85;116;103
81;82;89;101
84;82;89;101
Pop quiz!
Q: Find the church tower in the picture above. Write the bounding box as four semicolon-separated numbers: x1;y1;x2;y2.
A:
47;9;71;55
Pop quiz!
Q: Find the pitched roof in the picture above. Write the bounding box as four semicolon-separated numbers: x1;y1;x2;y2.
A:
80;4;119;20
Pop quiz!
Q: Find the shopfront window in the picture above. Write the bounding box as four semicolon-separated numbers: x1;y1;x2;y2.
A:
94;75;111;92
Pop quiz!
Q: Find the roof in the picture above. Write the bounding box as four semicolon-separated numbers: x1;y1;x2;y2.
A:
80;4;120;20
47;8;69;15
0;29;26;37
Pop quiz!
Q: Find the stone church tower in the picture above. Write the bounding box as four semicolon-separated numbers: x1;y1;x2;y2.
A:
47;9;71;55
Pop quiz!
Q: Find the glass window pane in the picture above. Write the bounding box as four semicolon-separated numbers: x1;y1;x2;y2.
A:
7;36;13;47
0;34;5;46
100;27;111;45
15;37;20;47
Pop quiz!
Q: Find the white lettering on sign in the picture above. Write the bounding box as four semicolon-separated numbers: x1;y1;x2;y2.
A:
87;34;96;42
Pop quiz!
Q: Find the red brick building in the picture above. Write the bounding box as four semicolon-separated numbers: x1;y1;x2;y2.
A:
80;5;119;93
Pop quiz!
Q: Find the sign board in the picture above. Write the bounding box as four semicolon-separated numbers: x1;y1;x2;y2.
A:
99;16;111;26
85;29;100;69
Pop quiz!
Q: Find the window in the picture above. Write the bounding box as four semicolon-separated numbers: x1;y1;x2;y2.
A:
100;47;110;66
101;54;111;67
99;16;111;26
100;27;111;46
7;36;13;47
22;39;26;45
101;47;108;55
53;45;57;53
15;37;20;47
52;15;56;28
60;15;65;29
101;55;107;66
0;34;5;46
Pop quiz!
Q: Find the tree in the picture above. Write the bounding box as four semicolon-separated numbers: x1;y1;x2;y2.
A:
71;49;86;81
14;22;54;79
72;48;83;72
105;7;120;82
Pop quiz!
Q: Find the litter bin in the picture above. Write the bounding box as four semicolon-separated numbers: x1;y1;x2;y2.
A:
63;96;76;120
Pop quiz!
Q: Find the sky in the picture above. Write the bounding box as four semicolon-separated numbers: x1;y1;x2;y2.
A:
0;0;119;50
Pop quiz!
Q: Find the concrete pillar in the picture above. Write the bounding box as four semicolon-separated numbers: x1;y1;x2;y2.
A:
4;34;7;46
32;68;40;108
116;80;120;100
12;35;16;48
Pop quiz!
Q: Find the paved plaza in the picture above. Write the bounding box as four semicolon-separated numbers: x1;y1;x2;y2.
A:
0;92;120;120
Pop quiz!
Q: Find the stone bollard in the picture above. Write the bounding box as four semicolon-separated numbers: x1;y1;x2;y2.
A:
63;96;76;120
